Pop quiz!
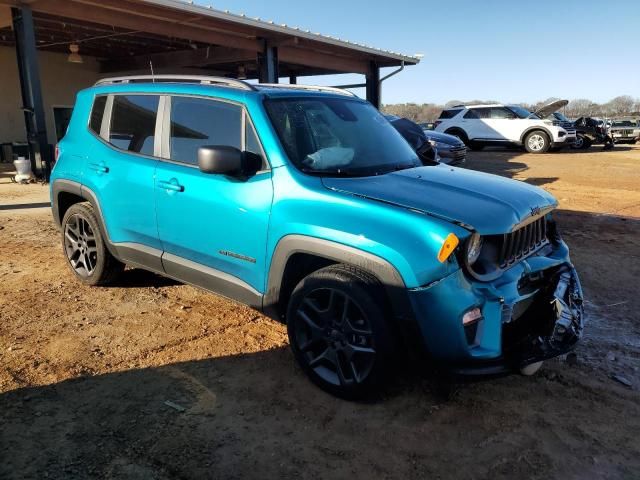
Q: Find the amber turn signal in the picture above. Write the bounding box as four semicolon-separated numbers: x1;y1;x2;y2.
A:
437;233;459;263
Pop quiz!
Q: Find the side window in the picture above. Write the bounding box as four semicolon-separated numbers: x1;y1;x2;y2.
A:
169;97;241;165
464;108;489;119
244;117;268;169
89;95;107;134
490;107;515;119
109;95;159;156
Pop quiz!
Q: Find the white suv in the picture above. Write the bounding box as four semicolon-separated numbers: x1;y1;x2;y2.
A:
434;102;576;153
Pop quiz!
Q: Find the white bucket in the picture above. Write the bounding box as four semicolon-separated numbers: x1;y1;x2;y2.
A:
13;157;35;182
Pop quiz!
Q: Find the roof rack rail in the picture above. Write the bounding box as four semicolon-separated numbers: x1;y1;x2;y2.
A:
94;75;256;91
256;83;358;97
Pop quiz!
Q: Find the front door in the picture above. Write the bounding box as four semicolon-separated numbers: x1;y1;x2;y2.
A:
482;107;521;142
154;95;273;301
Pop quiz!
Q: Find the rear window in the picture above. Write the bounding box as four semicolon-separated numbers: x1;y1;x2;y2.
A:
108;95;159;156
89;95;107;134
439;109;462;119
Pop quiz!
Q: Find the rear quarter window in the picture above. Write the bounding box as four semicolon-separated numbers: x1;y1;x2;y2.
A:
89;95;107;134
439;109;462;119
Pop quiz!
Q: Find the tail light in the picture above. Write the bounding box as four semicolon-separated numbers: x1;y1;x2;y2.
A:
54;144;60;162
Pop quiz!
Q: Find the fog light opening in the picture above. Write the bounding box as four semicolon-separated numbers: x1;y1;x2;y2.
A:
462;307;483;326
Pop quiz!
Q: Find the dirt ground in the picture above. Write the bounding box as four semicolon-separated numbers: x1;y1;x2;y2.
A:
1;144;639;480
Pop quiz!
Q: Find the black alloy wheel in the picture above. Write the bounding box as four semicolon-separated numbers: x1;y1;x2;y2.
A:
61;202;124;285
287;265;395;399
64;213;98;278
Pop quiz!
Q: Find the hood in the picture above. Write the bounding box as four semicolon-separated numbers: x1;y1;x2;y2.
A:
535;99;569;118
322;166;557;235
422;130;465;146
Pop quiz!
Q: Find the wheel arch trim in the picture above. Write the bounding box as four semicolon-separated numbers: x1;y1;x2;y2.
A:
263;235;406;318
51;179;119;259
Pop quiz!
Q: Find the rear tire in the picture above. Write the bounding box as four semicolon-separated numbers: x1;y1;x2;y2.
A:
286;264;396;400
524;130;550;154
61;202;124;286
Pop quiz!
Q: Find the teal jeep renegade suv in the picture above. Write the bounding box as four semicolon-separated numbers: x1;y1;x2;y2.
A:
50;75;584;398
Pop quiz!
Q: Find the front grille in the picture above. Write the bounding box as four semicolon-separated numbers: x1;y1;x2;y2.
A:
498;216;549;268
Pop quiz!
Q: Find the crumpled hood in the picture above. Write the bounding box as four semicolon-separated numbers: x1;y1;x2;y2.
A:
322;166;557;234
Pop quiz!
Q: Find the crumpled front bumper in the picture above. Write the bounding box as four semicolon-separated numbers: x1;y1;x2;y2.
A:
406;241;584;375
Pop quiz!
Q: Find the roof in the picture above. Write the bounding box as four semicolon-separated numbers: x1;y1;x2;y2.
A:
446;104;504;109
144;0;420;65
0;0;419;77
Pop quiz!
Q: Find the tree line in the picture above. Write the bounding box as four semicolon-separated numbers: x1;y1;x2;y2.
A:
382;95;640;124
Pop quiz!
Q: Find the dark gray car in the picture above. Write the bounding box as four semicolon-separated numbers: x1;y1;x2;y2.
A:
385;115;466;165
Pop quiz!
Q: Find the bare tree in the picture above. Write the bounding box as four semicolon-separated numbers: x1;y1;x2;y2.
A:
606;95;636;116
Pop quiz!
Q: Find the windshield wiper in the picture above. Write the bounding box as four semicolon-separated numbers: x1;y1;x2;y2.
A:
300;167;365;177
372;163;419;175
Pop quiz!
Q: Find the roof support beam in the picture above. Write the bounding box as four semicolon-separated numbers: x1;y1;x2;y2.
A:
366;62;381;109
11;5;50;179
23;0;262;51
100;46;256;73
258;42;278;83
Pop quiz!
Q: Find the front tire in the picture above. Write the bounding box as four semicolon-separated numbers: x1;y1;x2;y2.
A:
61;202;124;286
524;130;550;154
286;265;395;399
520;361;544;376
571;134;591;150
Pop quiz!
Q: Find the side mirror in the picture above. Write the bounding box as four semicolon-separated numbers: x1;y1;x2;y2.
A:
198;145;242;175
198;145;263;177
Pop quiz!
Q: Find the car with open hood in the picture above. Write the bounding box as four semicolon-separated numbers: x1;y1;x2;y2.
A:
50;76;584;399
435;101;577;153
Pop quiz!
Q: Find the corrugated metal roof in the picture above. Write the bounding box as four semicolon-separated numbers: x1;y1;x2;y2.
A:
141;0;420;65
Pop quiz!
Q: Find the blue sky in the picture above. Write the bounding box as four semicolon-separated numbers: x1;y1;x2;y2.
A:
199;0;640;105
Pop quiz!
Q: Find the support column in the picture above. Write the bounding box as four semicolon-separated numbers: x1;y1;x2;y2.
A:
289;74;297;85
365;61;381;109
258;42;279;83
12;6;50;180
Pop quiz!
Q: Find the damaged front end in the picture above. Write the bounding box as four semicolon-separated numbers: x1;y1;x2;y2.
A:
407;213;585;376
502;265;584;370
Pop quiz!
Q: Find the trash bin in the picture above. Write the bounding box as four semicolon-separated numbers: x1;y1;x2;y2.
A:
13;157;35;182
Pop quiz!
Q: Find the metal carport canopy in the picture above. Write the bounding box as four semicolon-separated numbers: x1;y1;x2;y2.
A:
0;0;419;178
0;0;419;82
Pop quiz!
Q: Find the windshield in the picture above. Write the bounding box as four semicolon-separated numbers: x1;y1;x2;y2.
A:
553;112;571;122
508;105;539;119
264;97;421;176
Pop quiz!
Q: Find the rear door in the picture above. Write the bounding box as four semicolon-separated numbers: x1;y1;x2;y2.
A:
82;93;162;269
462;108;493;140
154;95;273;299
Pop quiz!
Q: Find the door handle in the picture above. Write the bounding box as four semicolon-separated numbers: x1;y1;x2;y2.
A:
88;163;109;173
158;179;184;192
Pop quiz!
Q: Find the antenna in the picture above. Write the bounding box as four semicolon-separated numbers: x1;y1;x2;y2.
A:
149;61;155;82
